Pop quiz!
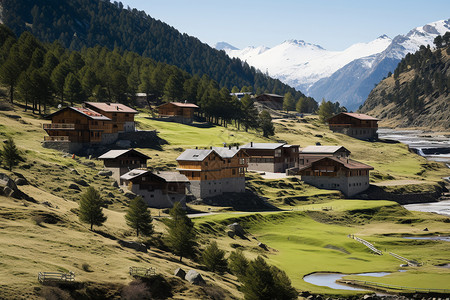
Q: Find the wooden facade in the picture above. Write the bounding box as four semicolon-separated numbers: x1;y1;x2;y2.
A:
84;102;138;133
157;102;199;123
241;142;299;173
255;93;284;104
98;149;149;184
299;146;351;167
328;113;379;140
43;107;111;143
176;147;248;198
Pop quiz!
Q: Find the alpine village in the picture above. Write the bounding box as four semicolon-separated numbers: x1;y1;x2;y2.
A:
0;1;449;300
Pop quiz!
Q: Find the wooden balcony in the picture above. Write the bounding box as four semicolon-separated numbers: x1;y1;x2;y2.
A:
44;136;69;142
43;123;75;130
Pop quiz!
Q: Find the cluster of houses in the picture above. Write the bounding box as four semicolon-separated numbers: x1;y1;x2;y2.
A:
43;101;379;208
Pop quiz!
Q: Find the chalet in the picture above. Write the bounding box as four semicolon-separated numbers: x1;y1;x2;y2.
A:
299;145;351;167
241;142;299;173
255;93;284;104
176;147;248;199
98;149;150;184
298;156;373;197
43;107;112;151
120;169;189;208
84;102;138;133
327;112;379;140
157;102;199;124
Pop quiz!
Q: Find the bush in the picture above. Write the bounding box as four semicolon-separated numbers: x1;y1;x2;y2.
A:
81;263;92;272
228;249;248;279
40;286;72;300
121;279;151;300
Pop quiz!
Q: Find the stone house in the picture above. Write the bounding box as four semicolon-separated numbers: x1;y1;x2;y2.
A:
120;169;189;208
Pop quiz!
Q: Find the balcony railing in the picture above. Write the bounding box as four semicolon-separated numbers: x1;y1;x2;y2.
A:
44;136;69;142
43;123;75;130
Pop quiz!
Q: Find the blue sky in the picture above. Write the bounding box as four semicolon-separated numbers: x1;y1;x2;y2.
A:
121;0;450;50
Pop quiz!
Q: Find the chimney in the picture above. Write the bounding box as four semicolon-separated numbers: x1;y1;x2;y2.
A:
250;142;253;147
106;102;111;106
195;146;198;149
229;145;231;150
210;146;212;149
236;145;239;149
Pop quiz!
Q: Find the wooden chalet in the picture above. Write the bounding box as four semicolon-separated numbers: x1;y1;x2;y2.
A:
120;169;189;208
43;107;111;144
298;156;374;197
299;145;351;167
84;102;138;133
241;142;299;173
98;149;150;184
255;93;284;104
327;112;379;140
157;102;199;124
176;147;248;199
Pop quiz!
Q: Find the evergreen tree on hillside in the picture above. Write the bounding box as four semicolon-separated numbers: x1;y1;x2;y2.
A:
282;92;295;112
202;241;227;274
78;187;107;231
166;202;196;262
258;110;275;137
317;99;334;122
125;196;153;237
1;137;21;171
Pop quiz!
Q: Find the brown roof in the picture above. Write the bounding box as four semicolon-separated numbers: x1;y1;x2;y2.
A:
331;112;378;121
158;102;199;108
84;102;138;114
299;156;373;171
45;107;111;121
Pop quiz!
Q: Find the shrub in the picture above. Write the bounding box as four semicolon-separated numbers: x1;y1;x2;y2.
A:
228;249;248;279
81;263;92;272
121;279;151;300
202;241;227;274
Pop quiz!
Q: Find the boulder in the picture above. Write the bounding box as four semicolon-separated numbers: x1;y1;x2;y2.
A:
15;178;28;186
74;179;89;187
98;170;112;177
185;270;205;285
68;183;81;191
227;230;235;238
228;223;246;238
258;242;268;250
174;268;186;279
0;173;18;191
118;240;147;253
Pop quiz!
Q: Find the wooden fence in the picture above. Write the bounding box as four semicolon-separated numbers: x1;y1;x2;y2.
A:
129;266;156;278
389;252;421;267
38;271;75;284
348;234;382;255
340;279;450;294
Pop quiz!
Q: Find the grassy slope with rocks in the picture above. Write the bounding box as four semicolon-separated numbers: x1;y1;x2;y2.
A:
1;101;449;298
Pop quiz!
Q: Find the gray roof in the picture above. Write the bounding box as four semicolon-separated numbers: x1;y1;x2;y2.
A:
120;169;148;180
120;169;189;183
211;147;240;158
156;171;189;183
98;149;150;160
241;143;285;150
176;149;214;161
300;146;350;154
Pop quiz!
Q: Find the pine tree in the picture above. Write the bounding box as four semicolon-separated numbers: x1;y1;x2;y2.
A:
317;99;334;123
2;137;21;171
125;196;153;237
228;249;249;279
202;241;227;274
258;110;274;137
282;92;295;112
64;72;83;106
78;187;107;231
166;202;196;262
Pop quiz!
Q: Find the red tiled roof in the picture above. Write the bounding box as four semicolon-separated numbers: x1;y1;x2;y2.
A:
84;102;138;113
158;102;199;108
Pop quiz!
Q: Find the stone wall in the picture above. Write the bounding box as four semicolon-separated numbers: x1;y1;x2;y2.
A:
247;162;284;173
301;175;370;197
129;184;186;208
189;177;246;199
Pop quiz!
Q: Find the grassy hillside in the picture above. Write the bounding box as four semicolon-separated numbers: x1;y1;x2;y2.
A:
1;102;449;298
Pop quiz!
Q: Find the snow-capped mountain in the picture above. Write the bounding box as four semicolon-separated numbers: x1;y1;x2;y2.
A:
217;18;450;110
214;42;238;51
220;36;392;93
308;19;450;110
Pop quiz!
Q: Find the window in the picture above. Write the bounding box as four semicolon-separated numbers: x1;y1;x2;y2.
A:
205;162;208;166
205;175;208;180
232;169;236;175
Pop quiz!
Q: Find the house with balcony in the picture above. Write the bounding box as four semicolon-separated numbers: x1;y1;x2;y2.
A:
84;102;138;133
298;156;373;197
327;112;379;140
120;169;189;208
156;102;199;124
98;149;150;184
240;142;299;173
176;146;248;199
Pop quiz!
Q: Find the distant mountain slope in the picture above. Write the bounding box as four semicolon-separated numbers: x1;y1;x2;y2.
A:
360;39;450;130
219;19;450;111
222;37;392;93
1;0;306;98
308;19;450;110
